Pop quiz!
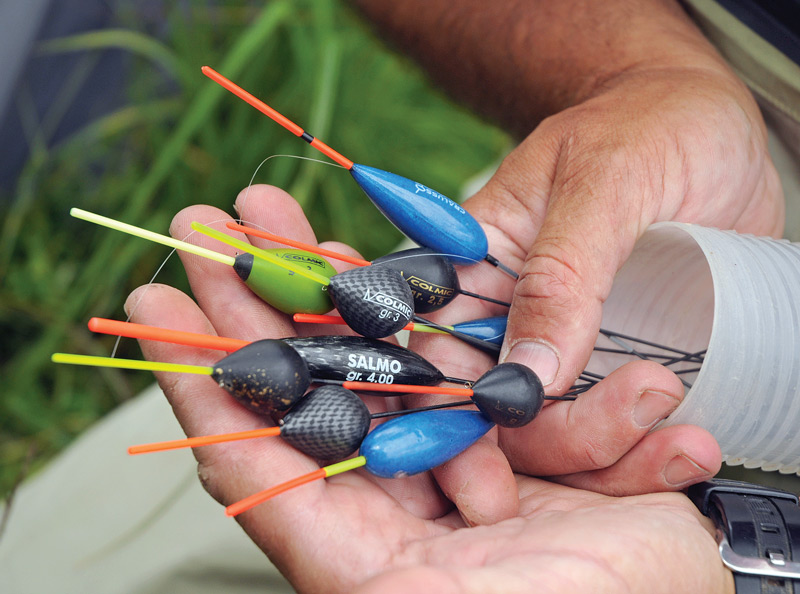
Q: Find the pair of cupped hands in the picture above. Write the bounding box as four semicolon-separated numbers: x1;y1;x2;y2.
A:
126;64;782;593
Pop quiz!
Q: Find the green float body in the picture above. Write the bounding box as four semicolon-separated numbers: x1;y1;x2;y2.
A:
233;249;336;314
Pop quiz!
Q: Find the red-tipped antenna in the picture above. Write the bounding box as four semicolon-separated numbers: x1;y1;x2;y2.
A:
202;66;354;170
225;457;366;516
292;313;446;335
89;317;248;352
129;427;281;455
202;67;523;278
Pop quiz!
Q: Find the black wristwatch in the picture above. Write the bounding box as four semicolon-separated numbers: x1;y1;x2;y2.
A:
688;479;800;593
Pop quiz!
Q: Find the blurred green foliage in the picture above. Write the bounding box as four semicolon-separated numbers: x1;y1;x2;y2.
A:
0;0;509;496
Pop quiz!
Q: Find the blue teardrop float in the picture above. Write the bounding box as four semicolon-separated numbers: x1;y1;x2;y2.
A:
361;409;494;478
350;164;488;265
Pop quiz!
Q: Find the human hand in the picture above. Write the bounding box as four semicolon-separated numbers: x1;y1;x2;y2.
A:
350;480;733;594
408;66;780;513
351;0;782;516
431;60;780;506
123;192;731;592
468;63;783;389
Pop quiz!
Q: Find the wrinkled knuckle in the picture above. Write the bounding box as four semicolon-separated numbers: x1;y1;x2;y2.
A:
558;116;674;205
575;145;645;195
515;246;586;314
578;437;620;470
564;407;619;469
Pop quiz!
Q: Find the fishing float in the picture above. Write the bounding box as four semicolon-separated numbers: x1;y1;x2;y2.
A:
202;66;520;278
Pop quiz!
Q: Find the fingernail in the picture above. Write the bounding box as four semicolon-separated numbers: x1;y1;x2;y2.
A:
504;341;559;386
633;390;680;428
663;455;709;486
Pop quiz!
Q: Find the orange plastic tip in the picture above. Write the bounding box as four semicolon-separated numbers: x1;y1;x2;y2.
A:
309;138;353;170
201;66;304;136
225;468;327;516
202;66;353;170
88;318;248;352
128;427;281;455
292;313;418;332
226;223;369;267
292;313;348;326
342;381;472;396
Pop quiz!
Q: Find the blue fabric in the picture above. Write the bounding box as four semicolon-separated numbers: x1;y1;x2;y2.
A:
715;0;800;66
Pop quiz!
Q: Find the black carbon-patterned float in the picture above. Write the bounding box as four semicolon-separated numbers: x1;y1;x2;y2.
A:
212;339;311;415
280;385;371;462
283;335;445;385
372;247;459;314
327;267;414;338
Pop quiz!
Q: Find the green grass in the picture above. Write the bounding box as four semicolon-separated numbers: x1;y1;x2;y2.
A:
0;0;509;497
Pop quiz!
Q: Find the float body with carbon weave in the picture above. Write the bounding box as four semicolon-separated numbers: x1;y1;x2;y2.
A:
283;335;445;386
279;385;371;462
327;266;414;338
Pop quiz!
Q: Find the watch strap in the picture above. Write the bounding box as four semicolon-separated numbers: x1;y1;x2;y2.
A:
689;479;800;594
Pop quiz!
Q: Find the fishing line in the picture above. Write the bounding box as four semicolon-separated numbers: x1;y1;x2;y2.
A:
116;151;338;357
597;329;705;362
235;154;344;221
202;66;521;278
90;212;265;358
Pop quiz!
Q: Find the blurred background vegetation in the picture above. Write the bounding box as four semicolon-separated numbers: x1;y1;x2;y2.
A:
0;0;510;497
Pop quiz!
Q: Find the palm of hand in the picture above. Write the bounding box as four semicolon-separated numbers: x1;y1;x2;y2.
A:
228;466;728;593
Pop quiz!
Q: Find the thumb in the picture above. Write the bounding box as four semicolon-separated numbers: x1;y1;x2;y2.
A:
496;160;650;393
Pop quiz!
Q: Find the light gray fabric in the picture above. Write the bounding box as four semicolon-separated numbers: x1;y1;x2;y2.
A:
0;384;294;594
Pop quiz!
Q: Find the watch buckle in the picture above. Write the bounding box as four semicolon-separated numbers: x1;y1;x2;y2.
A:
716;529;800;580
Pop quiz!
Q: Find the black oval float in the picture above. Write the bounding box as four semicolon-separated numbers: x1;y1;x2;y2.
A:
212;339;311;414
283;335;446;386
372;247;459;314
471;363;544;428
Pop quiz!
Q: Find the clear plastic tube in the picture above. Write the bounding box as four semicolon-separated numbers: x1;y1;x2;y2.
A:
592;222;800;473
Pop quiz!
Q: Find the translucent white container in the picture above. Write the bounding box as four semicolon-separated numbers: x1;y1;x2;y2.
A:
589;222;800;474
